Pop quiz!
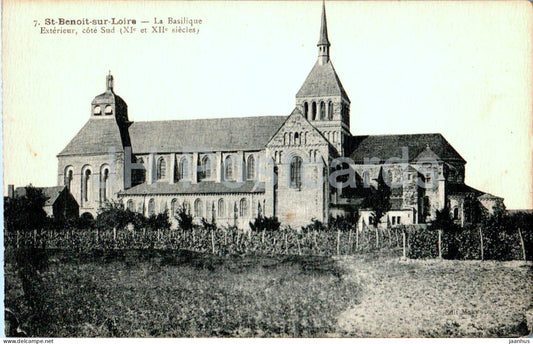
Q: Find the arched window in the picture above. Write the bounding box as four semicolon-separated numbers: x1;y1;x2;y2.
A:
328;101;333;119
82;168;92;203
64;167;73;190
199;156;212;181
304;102;309;119
290;156;303;188
320;101;325;119
194;198;203;218
171;198;178;215
133;157;146;185
182;200;190;214
157;157;166;180
423;196;431;220
224;156;234;181
148;199;155;216
295;132;300;145
100;167;109;203
453;207;459;220
239;198;249;217
246;155;255;180
127;199;135;212
311;102;317;120
177;157;188;181
207;201;215;220
218;198;225;218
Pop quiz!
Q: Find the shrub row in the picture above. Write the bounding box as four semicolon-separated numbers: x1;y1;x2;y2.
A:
404;213;532;261
5;225;404;257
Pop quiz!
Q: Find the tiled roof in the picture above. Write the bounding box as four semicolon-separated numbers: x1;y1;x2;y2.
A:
446;183;482;196
346;133;466;164
58;118;127;156
120;181;265;196
15;186;66;206
296;61;349;100
129;116;287;153
478;192;503;200
415;146;442;162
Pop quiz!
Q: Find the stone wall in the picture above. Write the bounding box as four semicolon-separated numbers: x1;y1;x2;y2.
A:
58;151;125;217
121;193;265;230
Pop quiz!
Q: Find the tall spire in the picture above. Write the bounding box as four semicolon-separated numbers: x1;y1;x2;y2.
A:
317;0;330;65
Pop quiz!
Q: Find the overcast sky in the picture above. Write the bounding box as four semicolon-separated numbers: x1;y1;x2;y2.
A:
3;1;532;209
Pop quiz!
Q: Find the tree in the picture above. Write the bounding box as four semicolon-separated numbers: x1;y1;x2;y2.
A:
329;212;359;232
146;210;171;232
301;218;327;233
4;186;49;233
175;206;193;231
96;200;136;231
249;215;281;232
201;217;217;231
363;168;391;227
430;206;456;232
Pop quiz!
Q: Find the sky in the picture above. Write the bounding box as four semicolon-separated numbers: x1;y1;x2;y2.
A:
2;1;532;209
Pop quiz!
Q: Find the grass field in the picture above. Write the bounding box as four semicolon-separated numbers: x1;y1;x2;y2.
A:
4;249;532;337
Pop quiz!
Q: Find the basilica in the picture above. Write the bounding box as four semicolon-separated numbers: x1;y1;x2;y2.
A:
57;3;503;229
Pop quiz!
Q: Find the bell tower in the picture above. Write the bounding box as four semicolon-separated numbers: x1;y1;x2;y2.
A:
90;71;129;125
295;1;351;155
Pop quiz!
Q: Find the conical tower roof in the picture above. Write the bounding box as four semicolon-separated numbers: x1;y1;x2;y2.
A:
296;61;349;100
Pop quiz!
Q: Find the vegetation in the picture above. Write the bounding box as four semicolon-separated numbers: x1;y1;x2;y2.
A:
407;211;533;261
4;250;359;337
249;215;281;232
4;186;49;234
4;190;532;338
363;168;391;226
329;213;359;232
5;249;530;337
175;206;193;231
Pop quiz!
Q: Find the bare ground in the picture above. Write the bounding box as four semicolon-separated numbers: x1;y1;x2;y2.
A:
336;256;533;337
5;249;532;337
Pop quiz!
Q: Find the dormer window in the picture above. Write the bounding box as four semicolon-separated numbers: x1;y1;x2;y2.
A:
93;106;101;115
104;105;113;115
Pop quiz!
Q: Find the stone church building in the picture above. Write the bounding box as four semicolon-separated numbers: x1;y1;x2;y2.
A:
57;3;503;229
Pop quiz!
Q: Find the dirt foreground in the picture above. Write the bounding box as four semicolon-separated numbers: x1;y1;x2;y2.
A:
336;256;533;337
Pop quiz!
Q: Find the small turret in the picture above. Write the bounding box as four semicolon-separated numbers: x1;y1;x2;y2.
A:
90;72;129;124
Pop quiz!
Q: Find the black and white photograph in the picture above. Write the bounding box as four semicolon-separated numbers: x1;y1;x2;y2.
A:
2;0;532;340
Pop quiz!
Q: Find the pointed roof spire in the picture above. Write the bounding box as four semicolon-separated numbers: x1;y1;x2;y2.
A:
317;0;330;47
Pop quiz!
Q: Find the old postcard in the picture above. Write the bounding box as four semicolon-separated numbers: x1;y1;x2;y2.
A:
2;0;532;340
